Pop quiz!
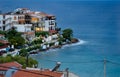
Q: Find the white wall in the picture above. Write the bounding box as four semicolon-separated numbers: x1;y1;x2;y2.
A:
6;15;25;23
44;20;49;31
13;24;32;32
44;20;56;31
0;15;3;29
0;15;12;31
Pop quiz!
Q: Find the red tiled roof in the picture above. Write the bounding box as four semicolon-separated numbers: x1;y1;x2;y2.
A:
49;30;57;34
0;34;4;36
0;45;8;49
0;74;4;77
39;12;54;17
0;40;9;44
0;62;22;71
12;69;63;77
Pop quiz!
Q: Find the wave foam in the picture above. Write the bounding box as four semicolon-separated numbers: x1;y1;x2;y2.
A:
38;39;87;53
62;39;87;48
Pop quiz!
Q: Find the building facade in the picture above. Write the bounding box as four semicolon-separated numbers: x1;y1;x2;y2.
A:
0;8;58;34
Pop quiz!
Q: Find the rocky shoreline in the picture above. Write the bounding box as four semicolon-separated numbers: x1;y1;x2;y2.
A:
29;38;79;54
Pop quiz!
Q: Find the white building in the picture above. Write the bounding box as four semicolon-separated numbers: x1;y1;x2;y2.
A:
0;14;25;31
44;15;56;31
13;24;32;32
0;8;58;34
14;8;31;14
33;12;57;33
0;14;12;31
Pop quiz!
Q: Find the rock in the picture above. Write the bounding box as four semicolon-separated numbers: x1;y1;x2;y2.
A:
71;38;79;43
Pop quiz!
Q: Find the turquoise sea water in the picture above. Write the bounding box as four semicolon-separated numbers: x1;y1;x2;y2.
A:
1;1;120;77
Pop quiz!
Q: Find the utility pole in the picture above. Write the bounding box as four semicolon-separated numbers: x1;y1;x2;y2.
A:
26;52;29;67
104;59;106;77
65;68;69;77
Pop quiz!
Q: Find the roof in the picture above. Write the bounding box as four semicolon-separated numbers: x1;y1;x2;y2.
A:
0;45;8;49
39;12;54;17
12;69;63;77
0;40;9;44
49;30;57;34
0;74;4;77
0;34;4;36
0;62;22;71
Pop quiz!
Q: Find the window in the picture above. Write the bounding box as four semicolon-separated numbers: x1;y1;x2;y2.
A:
3;21;5;24
3;15;5;19
14;16;17;20
3;26;5;30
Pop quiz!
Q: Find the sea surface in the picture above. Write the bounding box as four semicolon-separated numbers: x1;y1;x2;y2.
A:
30;1;120;77
1;1;120;77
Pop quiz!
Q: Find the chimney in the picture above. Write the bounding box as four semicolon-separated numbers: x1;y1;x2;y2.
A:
51;62;61;72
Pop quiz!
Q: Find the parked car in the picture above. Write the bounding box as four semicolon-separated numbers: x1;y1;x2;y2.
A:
9;48;14;52
0;50;7;56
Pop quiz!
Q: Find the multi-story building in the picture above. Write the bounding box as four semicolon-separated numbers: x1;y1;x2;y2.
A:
44;15;57;33
0;14;12;31
0;8;58;34
30;12;57;34
0;14;33;32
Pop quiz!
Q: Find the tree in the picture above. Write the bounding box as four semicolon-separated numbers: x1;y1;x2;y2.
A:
32;38;42;44
7;29;21;38
0;30;6;35
0;55;38;68
62;28;73;41
19;48;28;57
6;30;25;47
35;31;49;37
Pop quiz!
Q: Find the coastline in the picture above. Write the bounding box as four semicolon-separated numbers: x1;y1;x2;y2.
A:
29;38;79;54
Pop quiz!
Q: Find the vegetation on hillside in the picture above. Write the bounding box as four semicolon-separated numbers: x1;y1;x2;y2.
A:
6;29;25;48
0;55;38;68
35;31;49;37
0;27;78;69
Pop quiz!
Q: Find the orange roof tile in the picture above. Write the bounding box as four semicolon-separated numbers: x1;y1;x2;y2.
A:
0;74;4;77
49;30;57;34
0;62;22;71
12;69;63;77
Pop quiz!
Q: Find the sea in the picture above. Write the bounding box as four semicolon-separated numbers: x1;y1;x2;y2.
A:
30;1;120;77
1;1;120;77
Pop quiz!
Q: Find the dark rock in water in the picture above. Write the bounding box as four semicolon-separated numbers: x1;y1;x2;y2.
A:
51;45;62;49
29;51;38;54
71;38;79;43
29;52;38;54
